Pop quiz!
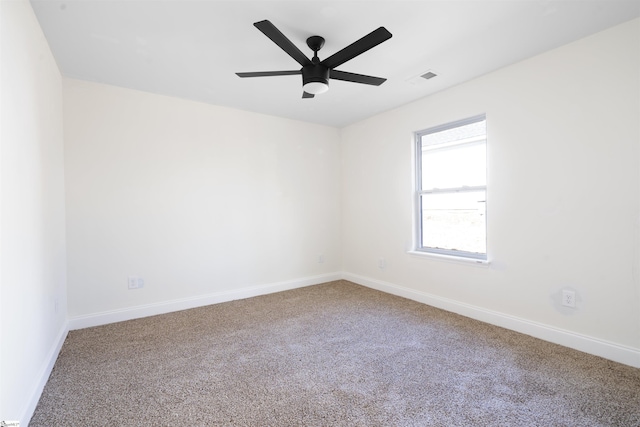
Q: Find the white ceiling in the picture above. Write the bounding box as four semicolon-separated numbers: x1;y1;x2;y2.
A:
31;0;640;128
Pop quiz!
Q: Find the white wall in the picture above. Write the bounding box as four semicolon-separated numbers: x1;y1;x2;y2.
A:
0;0;67;424
341;18;640;366
63;80;341;321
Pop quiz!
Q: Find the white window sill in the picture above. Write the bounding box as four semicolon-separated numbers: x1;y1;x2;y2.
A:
407;250;490;266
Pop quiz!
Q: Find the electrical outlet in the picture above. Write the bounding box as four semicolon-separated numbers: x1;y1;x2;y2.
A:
562;289;576;308
318;254;325;264
128;276;144;290
378;258;386;270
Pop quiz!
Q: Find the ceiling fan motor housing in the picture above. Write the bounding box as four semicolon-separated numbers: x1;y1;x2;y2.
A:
302;64;330;87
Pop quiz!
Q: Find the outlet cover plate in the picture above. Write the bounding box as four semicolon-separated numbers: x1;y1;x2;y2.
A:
128;276;144;289
562;289;576;308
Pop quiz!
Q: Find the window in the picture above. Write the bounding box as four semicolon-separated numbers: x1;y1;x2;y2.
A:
415;115;487;260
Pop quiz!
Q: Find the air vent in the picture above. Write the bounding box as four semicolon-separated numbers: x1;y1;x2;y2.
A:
405;69;439;86
421;71;437;80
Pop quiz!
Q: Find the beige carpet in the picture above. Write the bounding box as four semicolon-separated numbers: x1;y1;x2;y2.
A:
31;280;640;426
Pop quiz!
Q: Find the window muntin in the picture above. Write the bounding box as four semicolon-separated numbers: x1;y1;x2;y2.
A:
416;115;487;260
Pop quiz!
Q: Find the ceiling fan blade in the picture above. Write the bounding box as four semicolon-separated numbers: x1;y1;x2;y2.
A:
236;70;301;78
330;70;387;86
254;20;312;67
302;91;315;99
321;27;392;69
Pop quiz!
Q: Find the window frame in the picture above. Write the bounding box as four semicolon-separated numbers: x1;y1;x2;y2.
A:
414;114;487;261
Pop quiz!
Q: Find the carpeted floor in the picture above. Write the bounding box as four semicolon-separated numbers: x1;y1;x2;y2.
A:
31;280;640;426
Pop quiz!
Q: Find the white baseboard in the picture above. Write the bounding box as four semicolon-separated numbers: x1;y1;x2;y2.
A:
68;272;342;331
21;322;69;427
343;272;640;369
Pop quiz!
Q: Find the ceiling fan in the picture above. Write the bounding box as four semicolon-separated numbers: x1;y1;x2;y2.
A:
236;20;392;98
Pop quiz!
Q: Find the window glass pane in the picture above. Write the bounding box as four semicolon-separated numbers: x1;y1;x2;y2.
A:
421;119;486;148
421;141;485;189
421;190;486;254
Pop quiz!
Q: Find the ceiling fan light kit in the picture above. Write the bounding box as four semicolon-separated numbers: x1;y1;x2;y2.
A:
236;20;392;98
303;81;329;95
